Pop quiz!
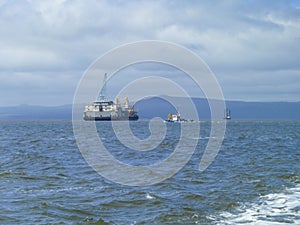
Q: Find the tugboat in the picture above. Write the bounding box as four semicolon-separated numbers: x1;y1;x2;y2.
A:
83;73;139;121
166;112;181;123
165;110;188;123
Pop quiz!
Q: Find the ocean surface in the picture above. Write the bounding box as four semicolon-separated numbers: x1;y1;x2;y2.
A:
0;120;299;224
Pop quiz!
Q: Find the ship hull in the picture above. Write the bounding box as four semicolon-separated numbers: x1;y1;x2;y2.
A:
83;98;139;121
83;115;139;121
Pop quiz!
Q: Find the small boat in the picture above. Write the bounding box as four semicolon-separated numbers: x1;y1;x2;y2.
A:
224;108;231;120
166;113;181;123
165;112;189;123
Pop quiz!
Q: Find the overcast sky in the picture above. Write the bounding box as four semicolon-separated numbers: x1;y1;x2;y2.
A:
0;0;299;106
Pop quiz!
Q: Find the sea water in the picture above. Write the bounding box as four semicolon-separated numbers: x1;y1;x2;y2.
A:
0;120;299;224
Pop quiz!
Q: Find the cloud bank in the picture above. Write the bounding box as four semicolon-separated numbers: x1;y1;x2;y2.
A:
0;0;299;105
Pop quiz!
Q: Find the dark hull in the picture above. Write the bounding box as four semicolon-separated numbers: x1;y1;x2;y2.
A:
129;115;139;121
84;115;139;121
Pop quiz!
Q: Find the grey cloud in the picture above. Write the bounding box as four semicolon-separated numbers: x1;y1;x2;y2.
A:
0;0;299;105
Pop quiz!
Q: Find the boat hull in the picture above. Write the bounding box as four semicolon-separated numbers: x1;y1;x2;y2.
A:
83;115;139;121
83;98;139;121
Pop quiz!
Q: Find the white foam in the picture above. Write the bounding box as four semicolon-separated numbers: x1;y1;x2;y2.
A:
146;193;155;200
215;184;300;224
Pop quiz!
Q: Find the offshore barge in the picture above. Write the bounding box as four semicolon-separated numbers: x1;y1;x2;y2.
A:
83;73;139;121
83;97;139;121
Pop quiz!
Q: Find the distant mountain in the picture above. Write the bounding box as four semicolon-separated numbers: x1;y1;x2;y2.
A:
225;100;300;120
134;97;300;120
0;104;72;120
0;98;299;120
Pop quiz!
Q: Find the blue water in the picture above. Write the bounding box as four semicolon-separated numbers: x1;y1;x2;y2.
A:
0;120;299;224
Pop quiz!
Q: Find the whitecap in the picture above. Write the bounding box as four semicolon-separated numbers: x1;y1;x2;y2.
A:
214;184;300;224
146;193;155;200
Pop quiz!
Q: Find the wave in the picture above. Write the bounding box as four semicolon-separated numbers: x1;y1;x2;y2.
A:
214;184;300;224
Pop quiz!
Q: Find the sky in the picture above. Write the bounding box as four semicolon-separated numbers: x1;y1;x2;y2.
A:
0;0;299;106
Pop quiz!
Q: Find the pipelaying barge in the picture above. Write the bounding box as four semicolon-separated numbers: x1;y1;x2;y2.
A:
83;73;139;121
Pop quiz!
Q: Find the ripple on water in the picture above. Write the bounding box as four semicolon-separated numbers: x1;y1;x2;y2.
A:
0;120;299;224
